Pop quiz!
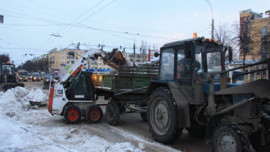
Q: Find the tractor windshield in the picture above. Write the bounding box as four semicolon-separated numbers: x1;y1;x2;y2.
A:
195;44;222;73
2;64;15;76
206;52;221;72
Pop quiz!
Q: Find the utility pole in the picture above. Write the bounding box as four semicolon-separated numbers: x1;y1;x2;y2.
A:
133;42;135;66
205;0;214;39
0;15;3;23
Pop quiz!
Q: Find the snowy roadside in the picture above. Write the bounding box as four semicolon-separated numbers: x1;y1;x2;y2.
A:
0;87;181;152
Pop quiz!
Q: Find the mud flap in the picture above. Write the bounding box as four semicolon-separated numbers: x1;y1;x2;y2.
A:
168;81;191;128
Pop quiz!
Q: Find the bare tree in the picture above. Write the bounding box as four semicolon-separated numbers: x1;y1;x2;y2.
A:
214;24;239;60
0;54;10;64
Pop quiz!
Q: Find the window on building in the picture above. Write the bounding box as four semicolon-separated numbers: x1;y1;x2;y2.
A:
261;27;267;37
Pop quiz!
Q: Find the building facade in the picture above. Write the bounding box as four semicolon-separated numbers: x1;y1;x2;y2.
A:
239;9;270;60
47;48;60;73
47;44;152;74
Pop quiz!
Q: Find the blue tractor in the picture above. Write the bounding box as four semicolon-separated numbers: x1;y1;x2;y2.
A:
146;37;270;152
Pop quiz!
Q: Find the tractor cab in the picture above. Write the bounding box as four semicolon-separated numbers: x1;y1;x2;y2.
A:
0;63;16;83
158;37;227;87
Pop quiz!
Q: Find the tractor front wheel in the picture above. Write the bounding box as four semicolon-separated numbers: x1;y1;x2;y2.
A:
212;124;250;152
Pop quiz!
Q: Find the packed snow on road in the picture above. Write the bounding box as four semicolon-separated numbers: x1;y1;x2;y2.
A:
0;87;179;152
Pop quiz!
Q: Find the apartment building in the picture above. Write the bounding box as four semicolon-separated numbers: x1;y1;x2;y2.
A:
239;9;270;60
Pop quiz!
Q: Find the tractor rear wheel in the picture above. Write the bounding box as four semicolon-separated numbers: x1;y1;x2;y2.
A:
212;124;250;152
64;105;81;124
86;105;103;123
106;102;120;126
147;87;181;143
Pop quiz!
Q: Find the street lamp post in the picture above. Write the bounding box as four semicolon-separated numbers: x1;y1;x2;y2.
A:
0;15;3;23
126;32;139;66
205;0;214;39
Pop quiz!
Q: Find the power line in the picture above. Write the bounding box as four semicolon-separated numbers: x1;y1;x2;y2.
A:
59;0;107;35
39;0;109;49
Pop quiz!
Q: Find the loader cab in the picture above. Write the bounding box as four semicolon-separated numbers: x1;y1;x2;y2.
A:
159;37;224;86
64;71;95;101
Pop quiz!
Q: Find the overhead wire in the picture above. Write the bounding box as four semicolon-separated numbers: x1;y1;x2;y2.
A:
1;0;220;57
39;0;108;49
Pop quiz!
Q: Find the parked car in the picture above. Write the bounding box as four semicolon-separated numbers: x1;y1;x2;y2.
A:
43;74;56;85
32;73;42;81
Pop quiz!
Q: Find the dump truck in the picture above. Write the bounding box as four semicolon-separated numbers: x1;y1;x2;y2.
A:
144;37;270;152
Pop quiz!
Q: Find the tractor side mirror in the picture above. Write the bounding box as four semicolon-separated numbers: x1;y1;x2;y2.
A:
154;52;160;57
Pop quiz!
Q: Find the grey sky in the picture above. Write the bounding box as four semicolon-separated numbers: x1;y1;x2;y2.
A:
0;0;269;66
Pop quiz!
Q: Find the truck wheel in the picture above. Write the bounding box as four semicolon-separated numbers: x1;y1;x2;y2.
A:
147;87;181;143
212;124;250;152
86;105;103;123
106;102;120;126
64;106;81;124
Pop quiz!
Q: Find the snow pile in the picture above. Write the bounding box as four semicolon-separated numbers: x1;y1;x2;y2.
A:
106;142;143;152
0;87;48;119
27;88;47;104
0;87;147;152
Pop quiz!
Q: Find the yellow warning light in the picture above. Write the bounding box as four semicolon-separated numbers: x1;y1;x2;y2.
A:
6;60;10;64
193;33;197;38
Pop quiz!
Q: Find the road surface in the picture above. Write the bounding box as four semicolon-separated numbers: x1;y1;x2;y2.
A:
24;81;211;152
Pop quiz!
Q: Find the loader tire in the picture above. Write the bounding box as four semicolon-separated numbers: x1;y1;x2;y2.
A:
212;123;250;152
147;87;181;144
86;105;103;123
106;102;120;126
64;105;81;124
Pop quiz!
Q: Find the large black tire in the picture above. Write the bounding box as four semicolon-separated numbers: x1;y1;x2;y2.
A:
86;105;103;123
106;102;120;126
147;87;181;144
64;105;81;124
212;124;251;152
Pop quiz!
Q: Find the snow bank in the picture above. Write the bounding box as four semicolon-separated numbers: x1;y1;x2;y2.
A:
0;87;145;152
106;142;143;152
0;87;48;119
27;88;47;103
